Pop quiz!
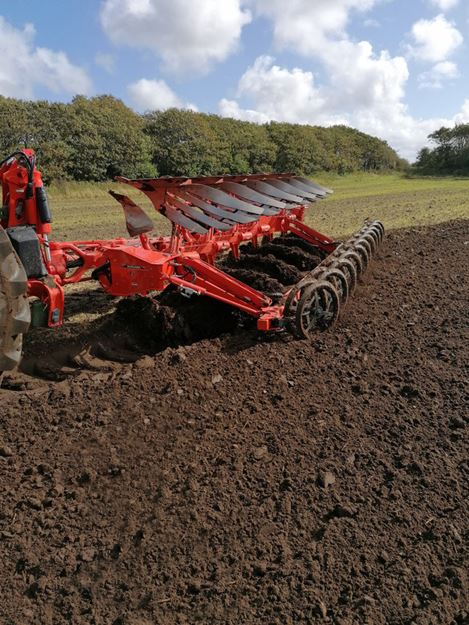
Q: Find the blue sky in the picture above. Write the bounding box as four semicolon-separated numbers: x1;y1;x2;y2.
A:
1;0;468;160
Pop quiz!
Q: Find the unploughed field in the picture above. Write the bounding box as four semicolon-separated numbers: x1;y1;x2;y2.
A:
0;174;468;625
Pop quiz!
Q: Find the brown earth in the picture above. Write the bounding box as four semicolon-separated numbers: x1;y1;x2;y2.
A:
0;220;468;625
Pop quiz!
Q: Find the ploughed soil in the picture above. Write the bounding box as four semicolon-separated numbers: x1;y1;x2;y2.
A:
0;220;468;625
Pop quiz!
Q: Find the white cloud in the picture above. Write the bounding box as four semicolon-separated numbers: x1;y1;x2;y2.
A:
128;78;197;112
219;53;469;160
454;99;469;123
218;53;410;152
364;18;380;28
232;56;327;123
220;0;415;156
418;61;459;88
325;41;409;109
429;0;459;10
353;102;469;161
101;0;251;73
409;14;463;63
95;52;115;73
216;1;466;161
0;16;91;98
238;2;411;124
253;0;379;57
246;2;410;126
219;99;269;124
220;56;347;126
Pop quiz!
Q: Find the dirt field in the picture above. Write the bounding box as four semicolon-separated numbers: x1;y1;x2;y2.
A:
0;219;468;625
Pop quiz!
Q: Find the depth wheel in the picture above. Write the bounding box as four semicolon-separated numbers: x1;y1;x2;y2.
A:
0;228;30;373
294;281;340;339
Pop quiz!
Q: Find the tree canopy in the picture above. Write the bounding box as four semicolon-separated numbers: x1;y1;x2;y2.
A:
414;124;469;175
0;95;405;182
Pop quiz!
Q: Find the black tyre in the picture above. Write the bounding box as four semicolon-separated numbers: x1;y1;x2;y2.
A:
0;228;30;372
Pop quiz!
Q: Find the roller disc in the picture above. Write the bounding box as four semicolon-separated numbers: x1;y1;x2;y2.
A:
361;222;383;246
284;278;315;329
0;227;30;372
340;249;365;276
352;242;370;269
370;221;385;242
328;257;357;294
355;235;373;259
316;267;349;305
294;281;340;339
358;231;378;255
365;227;381;248
372;225;384;244
282;219;384;341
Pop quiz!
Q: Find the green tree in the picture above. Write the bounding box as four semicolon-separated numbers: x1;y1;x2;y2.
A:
206;115;276;173
143;109;229;176
415;123;469;175
267;123;327;174
0;97;29;155
0;95;406;181
66;96;156;181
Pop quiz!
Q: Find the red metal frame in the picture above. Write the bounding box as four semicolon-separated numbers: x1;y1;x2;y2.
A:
1;152;338;332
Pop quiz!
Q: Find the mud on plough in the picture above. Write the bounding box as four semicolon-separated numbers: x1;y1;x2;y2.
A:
0;149;384;372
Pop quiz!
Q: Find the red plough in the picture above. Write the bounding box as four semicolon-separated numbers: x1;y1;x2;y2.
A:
0;149;384;371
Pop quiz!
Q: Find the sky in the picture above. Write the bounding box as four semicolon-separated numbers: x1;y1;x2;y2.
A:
1;0;469;161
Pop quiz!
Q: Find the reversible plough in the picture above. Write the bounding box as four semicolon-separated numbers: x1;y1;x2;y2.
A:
0;149;384;372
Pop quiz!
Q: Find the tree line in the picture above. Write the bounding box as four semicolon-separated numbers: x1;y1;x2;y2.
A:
0;95;406;183
414;124;469;175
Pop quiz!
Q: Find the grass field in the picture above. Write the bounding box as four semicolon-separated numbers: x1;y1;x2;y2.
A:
46;172;469;241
